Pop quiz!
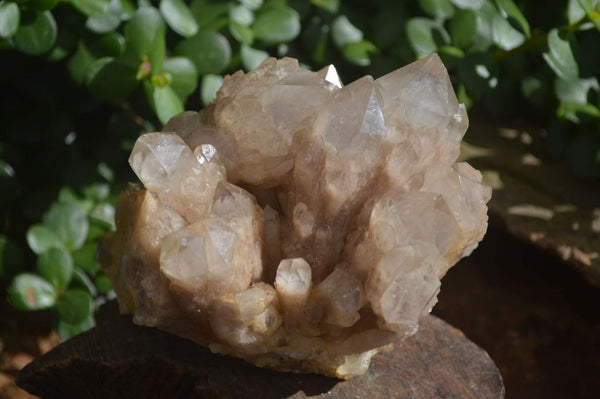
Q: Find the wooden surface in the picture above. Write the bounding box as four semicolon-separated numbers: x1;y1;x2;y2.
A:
461;116;600;286
17;314;504;399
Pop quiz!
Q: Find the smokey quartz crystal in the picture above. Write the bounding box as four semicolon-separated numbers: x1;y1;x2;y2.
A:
98;55;491;378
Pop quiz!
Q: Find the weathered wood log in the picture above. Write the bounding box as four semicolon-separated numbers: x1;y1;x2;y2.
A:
16;314;504;399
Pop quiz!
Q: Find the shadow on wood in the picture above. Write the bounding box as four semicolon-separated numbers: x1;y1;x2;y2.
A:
16;314;504;399
460;115;600;287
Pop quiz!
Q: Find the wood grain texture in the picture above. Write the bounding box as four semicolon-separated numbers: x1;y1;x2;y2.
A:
17;314;503;399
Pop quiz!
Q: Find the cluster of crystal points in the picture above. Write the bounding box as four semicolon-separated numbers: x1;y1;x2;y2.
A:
98;55;491;378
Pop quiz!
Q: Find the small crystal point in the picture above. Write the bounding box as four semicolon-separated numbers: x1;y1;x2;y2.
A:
275;258;312;329
100;55;490;379
128;132;193;192
317;64;343;89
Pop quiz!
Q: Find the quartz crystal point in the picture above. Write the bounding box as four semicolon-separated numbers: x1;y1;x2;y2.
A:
99;55;491;379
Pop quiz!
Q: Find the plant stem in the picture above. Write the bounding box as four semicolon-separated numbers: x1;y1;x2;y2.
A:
492;30;547;61
120;101;148;130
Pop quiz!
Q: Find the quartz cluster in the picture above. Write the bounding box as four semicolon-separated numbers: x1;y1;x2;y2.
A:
98;55;491;378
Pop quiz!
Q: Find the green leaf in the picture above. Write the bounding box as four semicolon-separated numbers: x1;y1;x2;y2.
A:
240;44;268;71
543;28;579;81
406;17;450;57
439;44;464;59
229;4;254;26
0;2;20;38
310;0;340;13
160;0;198;37
89;203;115;229
239;0;263;11
37;247;74;290
86;0;122;34
26;224;64;255
470;1;496;51
491;10;524;50
230;21;254;45
568;0;587;24
456;83;473;109
57;315;95;340
58;187;94;213
495;0;530;38
579;2;600;31
590;9;600;31
9;273;57;310
56;289;94;325
576;0;599;12
521;76;549;108
13;10;57;55
69;0;110;17
554;76;599;104
342;40;378;66
200;73;223;105
0;159;14;177
449;9;477;48
87;219;109;241
88;32;125;58
26;0;59;11
71;267;97;295
253;6;300;44
88;58;139;101
450;0;484;9
154;45;169;78
67;41;96;85
43;202;89;251
72;243;101;275
163;56;198;101
94;273;112;294
0;236;23;281
331;15;363;48
124;6;165;64
152;85;184;124
559;101;600;123
85;56;113;86
49;38;79;64
175;30;231;74
120;0;135;20
97;162;115;182
190;0;230;29
311;30;328;64
418;0;455;20
372;5;406;51
82;182;110;202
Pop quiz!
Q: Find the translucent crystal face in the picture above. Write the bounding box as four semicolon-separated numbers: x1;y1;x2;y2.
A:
99;55;491;379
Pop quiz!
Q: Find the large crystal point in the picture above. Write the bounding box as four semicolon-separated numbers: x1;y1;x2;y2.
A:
100;55;491;379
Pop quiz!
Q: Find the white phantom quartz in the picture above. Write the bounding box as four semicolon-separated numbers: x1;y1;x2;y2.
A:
99;55;491;379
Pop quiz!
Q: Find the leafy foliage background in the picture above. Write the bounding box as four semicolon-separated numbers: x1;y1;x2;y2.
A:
1;0;599;338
